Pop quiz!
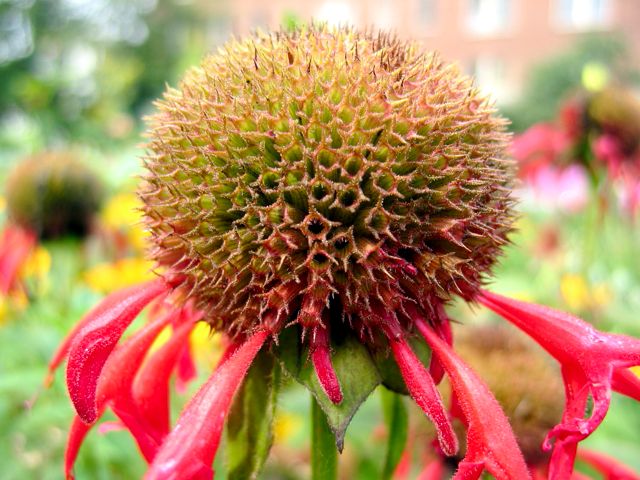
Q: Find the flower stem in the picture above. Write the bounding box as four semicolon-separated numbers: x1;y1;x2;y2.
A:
311;394;338;480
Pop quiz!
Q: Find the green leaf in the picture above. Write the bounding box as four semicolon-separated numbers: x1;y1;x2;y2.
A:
380;388;409;480
373;334;432;394
225;349;280;480
277;326;381;450
311;395;338;480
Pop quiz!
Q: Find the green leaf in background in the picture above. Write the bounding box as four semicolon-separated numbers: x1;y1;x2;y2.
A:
311;395;338;480
380;388;408;480
277;326;381;451
373;335;431;395
225;348;280;480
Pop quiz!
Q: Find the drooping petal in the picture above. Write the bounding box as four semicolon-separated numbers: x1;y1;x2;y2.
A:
145;329;270;480
382;316;458;457
133;319;196;440
65;278;169;424
477;289;640;476
65;416;92;480
64;308;175;478
416;317;530;480
426;303;453;385
577;449;640;480
310;325;343;404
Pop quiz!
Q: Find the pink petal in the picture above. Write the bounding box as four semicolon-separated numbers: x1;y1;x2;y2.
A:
477;289;640;477
66;279;169;424
416;459;446;480
133;320;196;440
382;316;458;457
310;325;343;404
577;449;640;480
392;448;412;480
416;317;530;480
145;329;269;480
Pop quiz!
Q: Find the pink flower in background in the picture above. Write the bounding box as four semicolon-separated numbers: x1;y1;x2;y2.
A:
524;165;589;213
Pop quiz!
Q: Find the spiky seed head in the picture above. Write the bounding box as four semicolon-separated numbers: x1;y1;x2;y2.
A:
5;151;104;239
455;325;563;465
141;25;514;337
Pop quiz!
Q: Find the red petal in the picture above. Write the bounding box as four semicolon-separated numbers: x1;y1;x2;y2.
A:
175;343;197;393
65;307;175;477
577;449;640;480
65;416;92;480
477;289;640;476
145;329;269;480
382;317;458;457
310;325;343;404
66;279;169;424
0;226;36;294
428;304;453;385
416;318;530;480
416;459;446;480
133;320;195;440
612;368;640;402
173;303;202;393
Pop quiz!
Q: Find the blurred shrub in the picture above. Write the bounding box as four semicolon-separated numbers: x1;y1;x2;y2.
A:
504;34;640;132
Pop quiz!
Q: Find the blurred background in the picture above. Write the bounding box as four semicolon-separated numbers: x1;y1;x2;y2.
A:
1;0;640;478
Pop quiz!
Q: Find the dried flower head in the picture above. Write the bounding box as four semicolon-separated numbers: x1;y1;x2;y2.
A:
5;151;104;239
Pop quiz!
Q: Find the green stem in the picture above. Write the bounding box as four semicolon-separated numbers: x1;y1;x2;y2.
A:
311;394;338;480
380;388;408;480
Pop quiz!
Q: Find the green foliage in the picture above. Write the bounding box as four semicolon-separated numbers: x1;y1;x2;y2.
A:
226;349;280;480
0;0;212;148
380;389;408;480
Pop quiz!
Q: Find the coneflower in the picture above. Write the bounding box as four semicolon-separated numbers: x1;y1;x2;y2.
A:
0;151;103;295
48;25;640;480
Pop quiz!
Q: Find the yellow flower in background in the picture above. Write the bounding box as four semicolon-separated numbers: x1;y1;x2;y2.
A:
101;193;148;252
190;322;223;368
84;257;155;294
0;196;6;214
20;246;51;281
560;274;613;312
0;290;28;324
274;412;304;444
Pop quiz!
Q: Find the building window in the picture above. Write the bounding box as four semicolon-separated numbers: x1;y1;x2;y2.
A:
316;2;357;27
417;0;437;27
554;0;610;30
373;0;397;30
468;56;513;103
466;0;512;36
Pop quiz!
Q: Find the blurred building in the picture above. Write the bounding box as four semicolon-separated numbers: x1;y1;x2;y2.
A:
226;0;640;104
